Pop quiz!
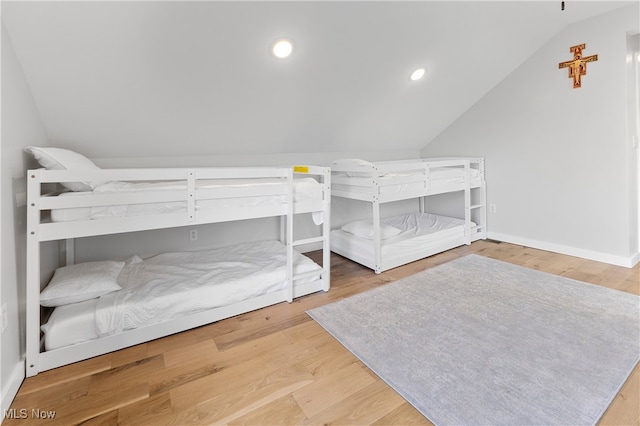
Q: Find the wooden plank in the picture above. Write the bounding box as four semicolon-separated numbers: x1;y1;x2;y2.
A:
292;362;377;418
303;380;407;425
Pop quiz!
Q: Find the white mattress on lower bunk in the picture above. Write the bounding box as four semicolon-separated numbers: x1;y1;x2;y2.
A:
331;212;473;259
41;240;322;350
51;177;322;222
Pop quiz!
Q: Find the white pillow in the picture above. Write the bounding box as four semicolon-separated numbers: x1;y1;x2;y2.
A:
40;261;124;307
341;220;402;240
25;146;104;191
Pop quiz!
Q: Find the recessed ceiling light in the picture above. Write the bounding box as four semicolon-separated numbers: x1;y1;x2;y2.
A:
272;38;294;59
410;68;426;81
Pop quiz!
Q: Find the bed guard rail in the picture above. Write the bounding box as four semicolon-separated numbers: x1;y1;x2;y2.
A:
331;157;484;202
27;165;330;241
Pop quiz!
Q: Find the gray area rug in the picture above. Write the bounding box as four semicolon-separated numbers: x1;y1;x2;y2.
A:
307;254;640;425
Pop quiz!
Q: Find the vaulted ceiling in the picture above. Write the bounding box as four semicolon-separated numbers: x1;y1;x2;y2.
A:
1;1;633;158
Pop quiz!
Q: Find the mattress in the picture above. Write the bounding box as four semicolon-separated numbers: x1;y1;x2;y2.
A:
41;240;322;350
50;177;322;222
331;212;474;260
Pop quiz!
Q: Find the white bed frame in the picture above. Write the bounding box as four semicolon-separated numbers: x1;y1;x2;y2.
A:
331;157;486;273
26;165;331;377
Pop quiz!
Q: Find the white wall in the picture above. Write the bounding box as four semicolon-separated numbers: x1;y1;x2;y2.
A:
627;33;640;255
422;4;639;267
0;21;51;419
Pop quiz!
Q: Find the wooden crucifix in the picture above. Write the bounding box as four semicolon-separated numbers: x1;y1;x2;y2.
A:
558;44;598;88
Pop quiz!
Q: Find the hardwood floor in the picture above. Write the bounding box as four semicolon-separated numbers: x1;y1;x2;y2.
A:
7;240;640;425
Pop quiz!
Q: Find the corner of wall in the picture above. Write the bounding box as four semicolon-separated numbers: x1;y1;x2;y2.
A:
1;363;25;424
1;17;50;416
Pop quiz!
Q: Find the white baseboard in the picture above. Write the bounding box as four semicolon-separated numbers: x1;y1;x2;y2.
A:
487;232;638;268
1;361;25;424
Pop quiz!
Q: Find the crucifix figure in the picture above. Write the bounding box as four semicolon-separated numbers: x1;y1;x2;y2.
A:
558;44;598;88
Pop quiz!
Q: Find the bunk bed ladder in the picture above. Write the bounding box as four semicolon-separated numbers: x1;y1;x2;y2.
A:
320;167;331;291
464;161;472;244
286;166;332;297
285;168;294;303
468;158;487;240
322;193;331;291
477;159;488;239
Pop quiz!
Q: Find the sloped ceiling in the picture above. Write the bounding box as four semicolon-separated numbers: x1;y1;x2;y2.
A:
1;1;633;158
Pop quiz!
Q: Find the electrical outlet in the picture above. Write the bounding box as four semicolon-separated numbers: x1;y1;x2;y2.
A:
1;303;7;333
489;204;497;214
189;229;198;241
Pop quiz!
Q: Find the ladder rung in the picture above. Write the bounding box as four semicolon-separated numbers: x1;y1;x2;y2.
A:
292;236;327;246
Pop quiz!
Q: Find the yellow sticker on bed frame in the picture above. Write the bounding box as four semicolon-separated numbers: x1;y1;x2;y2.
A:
293;165;309;173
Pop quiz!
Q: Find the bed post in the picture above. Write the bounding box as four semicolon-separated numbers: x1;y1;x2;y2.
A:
285;168;294;303
372;164;382;274
421;160;429;213
187;169;196;221
26;170;42;377
322;167;331;291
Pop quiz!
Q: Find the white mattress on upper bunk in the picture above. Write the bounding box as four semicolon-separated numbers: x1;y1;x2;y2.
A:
331;212;473;259
41;239;322;350
50;177;322;222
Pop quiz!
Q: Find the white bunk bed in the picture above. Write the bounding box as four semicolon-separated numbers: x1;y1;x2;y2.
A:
330;157;486;273
25;148;331;377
